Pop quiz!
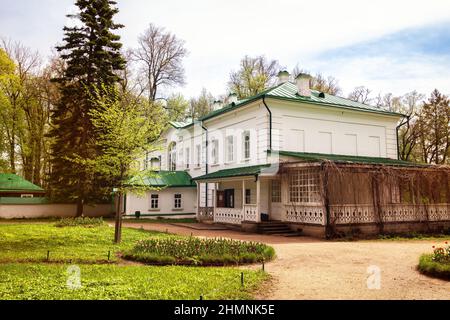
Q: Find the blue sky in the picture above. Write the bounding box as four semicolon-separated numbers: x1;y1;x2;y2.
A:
1;0;450;98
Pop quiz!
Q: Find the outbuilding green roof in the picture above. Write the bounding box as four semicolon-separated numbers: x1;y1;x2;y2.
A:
272;150;429;167
0;174;45;192
193;164;272;181
138;171;196;188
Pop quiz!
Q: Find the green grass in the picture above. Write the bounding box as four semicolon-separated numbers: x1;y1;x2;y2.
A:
378;232;450;241
0;264;267;300
0;222;269;299
418;254;450;280
0;223;172;263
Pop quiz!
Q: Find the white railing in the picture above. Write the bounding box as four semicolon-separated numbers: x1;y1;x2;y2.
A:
283;204;326;225
214;207;243;225
198;207;214;221
330;203;450;224
243;204;258;222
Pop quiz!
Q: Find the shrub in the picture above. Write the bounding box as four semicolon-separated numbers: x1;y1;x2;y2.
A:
55;217;104;228
122;237;275;266
418;242;450;280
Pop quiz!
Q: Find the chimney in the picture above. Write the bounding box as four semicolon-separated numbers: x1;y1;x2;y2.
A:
295;73;312;97
277;70;290;85
228;92;238;105
212;100;223;111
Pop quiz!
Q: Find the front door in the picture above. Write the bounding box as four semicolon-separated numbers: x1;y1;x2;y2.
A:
224;189;235;208
270;180;283;221
216;191;225;207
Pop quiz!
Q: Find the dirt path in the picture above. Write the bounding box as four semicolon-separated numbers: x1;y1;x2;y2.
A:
123;222;450;300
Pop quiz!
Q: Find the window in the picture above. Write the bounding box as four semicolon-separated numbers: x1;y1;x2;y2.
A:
174;194;182;209
21;194;34;198
195;144;201;167
178;148;184;168
150;157;161;170
289;169;320;203
150;194;159;209
168;142;177;171
271;180;281;203
245;189;251;204
226;136;234;163
185;147;190;169
243;131;250;160
211;139;219;164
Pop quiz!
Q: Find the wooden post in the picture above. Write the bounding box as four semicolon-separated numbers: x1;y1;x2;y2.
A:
256;177;261;222
242;179;246;221
196;182;201;220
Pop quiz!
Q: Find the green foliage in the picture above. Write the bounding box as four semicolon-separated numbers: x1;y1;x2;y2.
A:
188;88;214;119
228;55;280;99
165;93;190;122
123;237;275;266
54;217;104;228
0;223;170;263
0;264;267;300
48;0;126;209
418;254;450;280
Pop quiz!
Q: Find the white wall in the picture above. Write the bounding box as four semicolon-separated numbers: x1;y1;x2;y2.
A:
0;204;114;219
125;187;197;217
271;99;400;159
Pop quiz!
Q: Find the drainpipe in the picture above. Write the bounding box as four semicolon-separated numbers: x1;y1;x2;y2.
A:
262;95;272;151
396;115;409;160
200;121;209;207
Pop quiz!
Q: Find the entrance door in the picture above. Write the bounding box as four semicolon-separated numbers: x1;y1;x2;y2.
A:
270;180;283;221
224;189;235;208
216;190;225;207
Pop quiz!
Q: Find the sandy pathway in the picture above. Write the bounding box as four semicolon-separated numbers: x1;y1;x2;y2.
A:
123;222;450;300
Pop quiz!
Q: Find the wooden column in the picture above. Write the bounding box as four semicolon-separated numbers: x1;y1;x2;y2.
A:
196;182;200;220
256;177;261;222
242;179;246;220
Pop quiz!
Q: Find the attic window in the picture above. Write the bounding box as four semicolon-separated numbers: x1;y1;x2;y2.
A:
318;92;325;98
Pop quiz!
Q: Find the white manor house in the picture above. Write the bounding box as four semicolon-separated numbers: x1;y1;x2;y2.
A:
125;72;450;238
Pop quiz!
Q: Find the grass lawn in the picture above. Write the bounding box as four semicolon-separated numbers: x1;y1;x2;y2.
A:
0;221;269;300
0;264;266;300
418;254;450;280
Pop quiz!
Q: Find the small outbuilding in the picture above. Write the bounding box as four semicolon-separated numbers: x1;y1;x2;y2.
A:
0;174;45;198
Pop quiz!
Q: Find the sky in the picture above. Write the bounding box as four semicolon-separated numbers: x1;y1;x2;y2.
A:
1;0;450;99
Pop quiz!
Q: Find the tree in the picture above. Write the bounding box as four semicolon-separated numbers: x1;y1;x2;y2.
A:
48;0;126;215
165;93;189;122
416;89;450;164
188;88;214;119
228;55;280;99
85;85;163;243
348;86;372;104
131;23;188;103
291;65;342;95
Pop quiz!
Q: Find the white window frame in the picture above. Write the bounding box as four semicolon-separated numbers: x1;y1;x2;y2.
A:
195;144;201;168
211;139;219;165
289;169;321;204
243;131;250;160
20;194;34;198
185;147;190;169
174;193;182;209
150;194;159;210
226;135;234;163
168;143;177;171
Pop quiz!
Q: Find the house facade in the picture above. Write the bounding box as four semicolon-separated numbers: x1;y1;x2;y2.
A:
126;72;450;237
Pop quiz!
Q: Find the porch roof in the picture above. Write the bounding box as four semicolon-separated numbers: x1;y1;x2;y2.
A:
272;150;430;167
192;164;272;181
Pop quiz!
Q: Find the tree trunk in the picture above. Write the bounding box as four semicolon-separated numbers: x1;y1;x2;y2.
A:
114;192;123;244
76;197;84;217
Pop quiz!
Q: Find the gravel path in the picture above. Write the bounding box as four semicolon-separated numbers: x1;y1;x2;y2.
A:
123;222;450;300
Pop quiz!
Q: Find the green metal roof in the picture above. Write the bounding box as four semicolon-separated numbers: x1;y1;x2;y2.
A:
272;150;429;167
169;120;193;129
193;164;271;181
0;174;45;192
138;171;196;188
198;82;402;122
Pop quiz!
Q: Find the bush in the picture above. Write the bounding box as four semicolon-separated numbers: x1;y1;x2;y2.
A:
122;237;275;266
418;241;450;280
55;217;104;228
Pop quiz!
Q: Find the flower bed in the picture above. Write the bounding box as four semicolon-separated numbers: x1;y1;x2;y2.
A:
418;242;450;280
55;217;104;228
122;237;275;266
